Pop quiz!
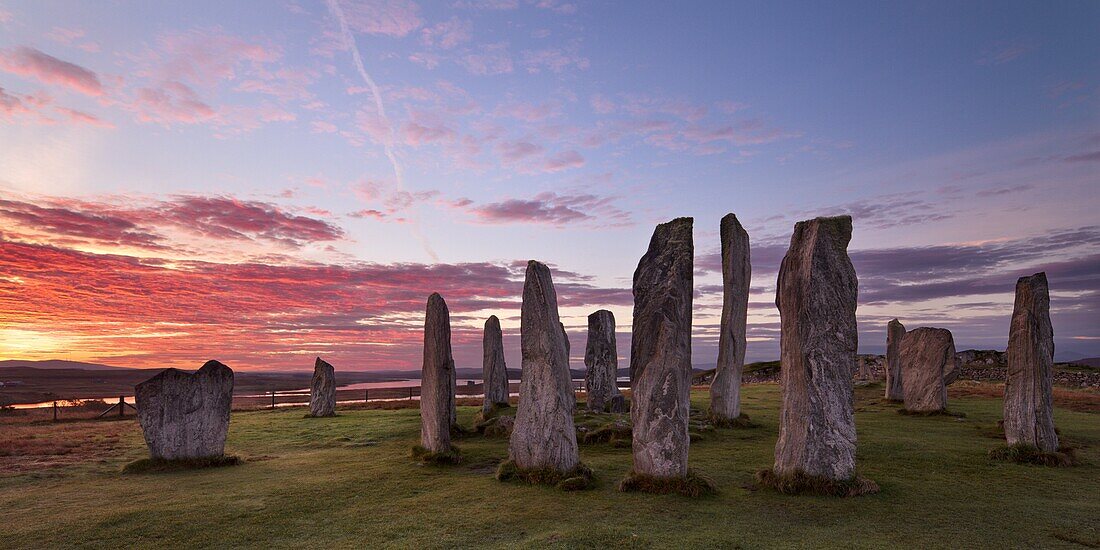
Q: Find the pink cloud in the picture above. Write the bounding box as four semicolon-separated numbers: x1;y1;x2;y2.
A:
534;0;577;14
521;46;588;73
541;149;584;172
590;94;615;114
0;46;103;96
311;120;338;133
496;140;544;161
153;28;280;88
341;0;423;37
451;191;631;227
132;80;216;125
402;121;457;145
55;106;114;128
420;17;472;49
460;42;513;75
493;100;562;121
453;0;518;9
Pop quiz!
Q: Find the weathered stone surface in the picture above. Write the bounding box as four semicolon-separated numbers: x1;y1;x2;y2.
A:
482;315;509;414
584;309;622;412
885;319;906;401
1004;272;1058;452
608;394;627;413
509;261;580;472
309;357;336;417
710;213;750;422
773;215;858;481
421;293;455;453
857;356;871;380
630;217;693;479
135;360;233;460
899;327;955;412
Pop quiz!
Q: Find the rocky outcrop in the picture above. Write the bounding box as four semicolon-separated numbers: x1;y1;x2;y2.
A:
135;360;234;460
508;261;580;473
773;216;858;481
420;293;455;454
710;213;750;422
1004;272;1059;452
899;327;955;412
584;310;621;412
885;320;906;401
482;315;509;413
309;357;336;417
630;217;693;479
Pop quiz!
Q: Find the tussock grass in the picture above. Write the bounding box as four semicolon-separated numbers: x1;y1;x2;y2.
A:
495;459;595;491
754;468;880;497
122;455;242;474
897;408;967;418
988;443;1079;467
708;412;758;429
579;421;632;446
617;469;718;497
410;445;462;465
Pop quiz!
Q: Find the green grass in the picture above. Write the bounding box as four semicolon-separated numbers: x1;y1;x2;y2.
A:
1;384;1098;548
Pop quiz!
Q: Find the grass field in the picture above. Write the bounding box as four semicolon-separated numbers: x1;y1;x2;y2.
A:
1;383;1098;549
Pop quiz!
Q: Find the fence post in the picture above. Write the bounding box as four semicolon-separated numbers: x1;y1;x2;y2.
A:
118;396;125;418
271;390;276;409
364;389;369;403
53;401;58;422
409;387;414;400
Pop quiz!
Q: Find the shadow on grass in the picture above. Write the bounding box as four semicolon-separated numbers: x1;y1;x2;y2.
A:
988;443;1080;467
753;468;879;497
495;459;595;491
617;469;719;497
122;455;243;474
897;408;967;418
707;412;759;429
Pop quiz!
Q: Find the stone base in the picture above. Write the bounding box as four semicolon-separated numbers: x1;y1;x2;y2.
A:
411;445;462;465
578;420;632;446
897;408;966;418
989;443;1078;467
304;412;337;418
617;469;718;497
754;468;879;497
707;412;757;429
495;459;595;491
122;454;242;474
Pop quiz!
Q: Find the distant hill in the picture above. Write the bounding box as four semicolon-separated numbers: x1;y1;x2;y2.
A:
1073;357;1100;368
0;359;130;371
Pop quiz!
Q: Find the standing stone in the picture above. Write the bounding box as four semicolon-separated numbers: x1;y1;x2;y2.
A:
421;293;455;454
482;315;509;413
710;213;751;422
899;327;955;412
630;217;693;479
885;319;906;401
584;310;622;412
773;216;858;481
508;261;580;472
857;356;871;380
1004;272;1058;452
135;360;233;460
309;357;337;417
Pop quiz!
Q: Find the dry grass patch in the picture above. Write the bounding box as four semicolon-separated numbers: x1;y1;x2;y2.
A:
988;443;1080;467
410;445;462;465
617;469;718;497
121;455;242;474
495;459;595;491
754;468;880;497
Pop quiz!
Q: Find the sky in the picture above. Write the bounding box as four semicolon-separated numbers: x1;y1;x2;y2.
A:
0;0;1097;372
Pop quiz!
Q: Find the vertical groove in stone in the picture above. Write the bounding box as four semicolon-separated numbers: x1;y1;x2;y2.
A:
885;319;906;401
420;293;454;453
482;315;509;413
1004;272;1058;452
710;213;750;421
584;309;621;412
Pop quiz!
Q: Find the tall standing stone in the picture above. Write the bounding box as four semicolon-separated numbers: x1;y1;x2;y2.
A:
1004;272;1058;452
711;213;751;422
309;357;337;417
508;261;580;473
482;315;510;413
773;215;858;481
420;293;455;454
885;319;906;401
135;360;234;460
584;309;621;412
899;327;955;412
630;217;693;479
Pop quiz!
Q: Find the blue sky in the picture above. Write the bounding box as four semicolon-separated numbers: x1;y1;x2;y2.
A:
0;0;1097;370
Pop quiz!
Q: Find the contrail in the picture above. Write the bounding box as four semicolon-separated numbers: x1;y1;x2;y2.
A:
325;0;439;261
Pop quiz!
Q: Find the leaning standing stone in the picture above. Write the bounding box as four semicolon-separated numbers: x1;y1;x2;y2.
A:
584;309;622;412
419;293;456;458
1004;272;1059;452
885;319;906;401
899;327;955;412
507;261;581;476
710;213;751;423
772;216;860;483
629;217;694;480
482;315;510;413
309;357;337;417
136;360;234;460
